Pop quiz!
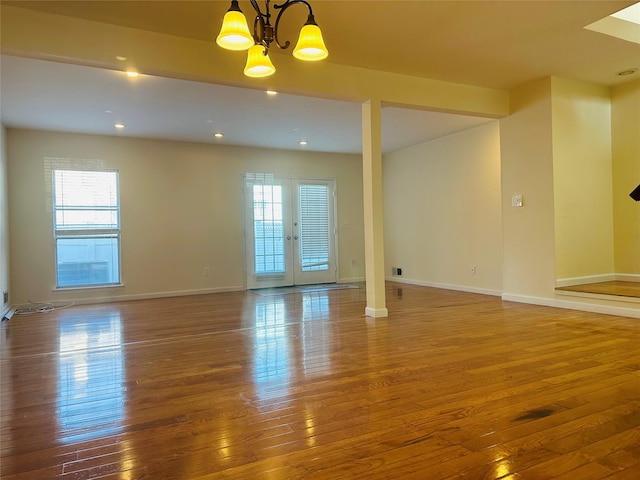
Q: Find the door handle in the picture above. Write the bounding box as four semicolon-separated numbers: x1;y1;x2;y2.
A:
294;235;299;240
287;236;291;240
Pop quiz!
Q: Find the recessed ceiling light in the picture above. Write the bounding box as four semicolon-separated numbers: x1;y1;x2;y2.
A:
266;90;278;95
105;110;113;114
115;123;125;129
126;70;139;78
299;140;308;146
214;132;224;138
116;56;127;61
617;68;639;76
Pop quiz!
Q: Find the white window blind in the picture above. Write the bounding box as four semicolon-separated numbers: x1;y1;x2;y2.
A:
54;170;119;230
298;184;330;271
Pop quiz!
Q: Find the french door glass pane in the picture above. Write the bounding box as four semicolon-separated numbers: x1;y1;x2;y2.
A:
253;184;285;274
56;236;120;287
299;184;330;271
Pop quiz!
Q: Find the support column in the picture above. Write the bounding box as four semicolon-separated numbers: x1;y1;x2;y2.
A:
362;99;388;318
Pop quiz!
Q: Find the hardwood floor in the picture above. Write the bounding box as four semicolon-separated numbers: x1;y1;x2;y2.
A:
1;283;639;479
556;281;640;299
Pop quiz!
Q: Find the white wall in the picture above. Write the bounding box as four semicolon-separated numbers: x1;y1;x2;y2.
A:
500;78;638;317
500;78;557;299
551;78;614;281
0;125;9;314
7;129;365;304
383;122;503;294
611;79;640;276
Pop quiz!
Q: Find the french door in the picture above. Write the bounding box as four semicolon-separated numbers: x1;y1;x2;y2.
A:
244;175;337;289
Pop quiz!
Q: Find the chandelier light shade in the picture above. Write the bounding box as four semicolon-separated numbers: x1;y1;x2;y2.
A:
244;44;276;77
216;8;254;50
293;23;328;61
216;0;328;77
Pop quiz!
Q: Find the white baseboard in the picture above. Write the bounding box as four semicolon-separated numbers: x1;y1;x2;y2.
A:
555;274;616;287
49;286;245;306
555;289;640;305
384;276;639;319
386;276;502;297
365;306;388;318
502;293;640;319
555;273;640;287
616;273;640;282
338;276;365;284
2;305;14;321
13;279;639;320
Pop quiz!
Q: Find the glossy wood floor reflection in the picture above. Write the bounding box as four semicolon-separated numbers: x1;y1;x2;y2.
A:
2;283;640;479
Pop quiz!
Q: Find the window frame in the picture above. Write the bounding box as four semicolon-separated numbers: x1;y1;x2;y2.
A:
52;168;122;289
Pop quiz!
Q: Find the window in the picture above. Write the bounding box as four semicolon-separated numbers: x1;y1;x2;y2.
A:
53;169;120;288
252;184;285;275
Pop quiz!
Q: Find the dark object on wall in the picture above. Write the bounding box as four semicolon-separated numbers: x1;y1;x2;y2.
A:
631;184;640;201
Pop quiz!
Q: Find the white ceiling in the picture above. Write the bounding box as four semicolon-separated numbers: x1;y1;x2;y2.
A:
0;55;494;154
1;1;639;154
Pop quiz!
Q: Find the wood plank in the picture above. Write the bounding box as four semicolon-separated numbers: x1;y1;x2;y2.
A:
1;283;639;479
556;281;640;298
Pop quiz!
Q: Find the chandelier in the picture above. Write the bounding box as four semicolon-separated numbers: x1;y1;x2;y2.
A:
216;0;328;78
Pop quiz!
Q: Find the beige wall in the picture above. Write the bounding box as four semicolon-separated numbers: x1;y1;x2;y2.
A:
499;78;638;316
0;125;8;314
383;122;503;294
500;78;557;298
7;129;364;304
611;79;640;275
551;78;614;281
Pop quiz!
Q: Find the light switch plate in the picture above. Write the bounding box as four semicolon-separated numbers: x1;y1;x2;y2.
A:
512;194;523;208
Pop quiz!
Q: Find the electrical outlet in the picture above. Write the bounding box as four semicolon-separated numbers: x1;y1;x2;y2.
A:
397;267;403;276
203;267;210;276
470;265;477;275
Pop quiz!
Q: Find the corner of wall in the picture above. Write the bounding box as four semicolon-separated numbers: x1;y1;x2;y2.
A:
500;78;556;299
551;77;614;280
0;124;10;317
611;79;640;275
